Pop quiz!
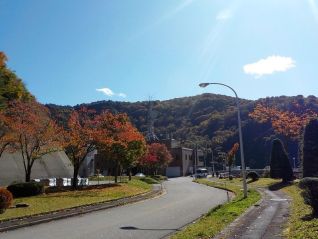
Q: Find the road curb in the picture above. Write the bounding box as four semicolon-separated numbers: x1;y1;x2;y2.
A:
0;184;164;233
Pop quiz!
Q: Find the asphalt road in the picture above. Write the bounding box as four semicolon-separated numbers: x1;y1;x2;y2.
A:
0;177;228;239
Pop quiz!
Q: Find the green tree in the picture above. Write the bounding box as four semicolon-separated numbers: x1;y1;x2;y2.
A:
0;52;33;108
270;139;293;182
302;119;318;177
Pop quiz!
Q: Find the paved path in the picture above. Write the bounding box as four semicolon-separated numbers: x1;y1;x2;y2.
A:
214;188;290;239
0;177;228;239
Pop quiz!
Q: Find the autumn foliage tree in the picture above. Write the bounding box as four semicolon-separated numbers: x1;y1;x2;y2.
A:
0;111;12;158
62;108;97;188
139;143;172;175
0;52;33;109
250;103;317;141
95;112;146;183
226;143;239;179
4;100;62;182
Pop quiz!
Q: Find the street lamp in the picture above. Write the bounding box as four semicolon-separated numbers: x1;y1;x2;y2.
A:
199;82;248;198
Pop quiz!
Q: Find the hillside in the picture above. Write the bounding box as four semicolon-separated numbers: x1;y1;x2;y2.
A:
47;94;318;169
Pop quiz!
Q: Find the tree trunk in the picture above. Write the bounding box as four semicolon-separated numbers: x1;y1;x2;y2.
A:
72;166;79;189
24;161;33;182
128;168;132;181
114;162;118;183
25;170;31;182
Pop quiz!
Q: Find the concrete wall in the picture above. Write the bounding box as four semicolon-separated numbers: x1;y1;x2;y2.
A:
0;151;73;186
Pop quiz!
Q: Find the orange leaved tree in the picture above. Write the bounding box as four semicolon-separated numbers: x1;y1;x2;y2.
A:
95;111;146;183
5;100;62;182
250;103;317;142
226;143;239;178
62;108;98;188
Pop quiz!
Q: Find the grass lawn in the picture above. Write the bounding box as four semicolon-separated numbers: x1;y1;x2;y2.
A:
171;178;261;239
0;179;151;221
280;182;318;239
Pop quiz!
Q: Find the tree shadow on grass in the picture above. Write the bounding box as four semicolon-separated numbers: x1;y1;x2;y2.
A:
301;213;318;221
268;181;293;191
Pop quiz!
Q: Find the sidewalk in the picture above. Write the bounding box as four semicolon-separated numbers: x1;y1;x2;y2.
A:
0;184;163;233
213;187;290;239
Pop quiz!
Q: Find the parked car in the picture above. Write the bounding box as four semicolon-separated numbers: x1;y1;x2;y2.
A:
195;168;208;178
135;173;146;177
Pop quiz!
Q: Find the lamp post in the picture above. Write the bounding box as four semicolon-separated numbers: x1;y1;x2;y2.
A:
199;82;248;198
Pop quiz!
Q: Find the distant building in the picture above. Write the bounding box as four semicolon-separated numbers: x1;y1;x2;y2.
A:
162;138;205;177
0;151;73;186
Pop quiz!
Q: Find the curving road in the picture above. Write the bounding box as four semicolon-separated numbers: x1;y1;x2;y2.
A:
0;177;228;239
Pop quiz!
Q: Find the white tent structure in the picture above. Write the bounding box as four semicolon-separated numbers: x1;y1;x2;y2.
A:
0;151;73;186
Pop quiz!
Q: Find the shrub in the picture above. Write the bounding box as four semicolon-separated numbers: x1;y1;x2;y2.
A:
0;188;13;214
7;182;44;198
302;119;318;177
246;171;260;181
140;177;159;184
299;177;318;216
270;139;293;182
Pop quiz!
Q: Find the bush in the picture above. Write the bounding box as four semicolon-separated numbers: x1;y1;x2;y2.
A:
299;177;318;216
270;139;293;182
7;182;44;198
246;171;260;181
302;119;318;177
150;175;167;181
0;188;13;214
140;177;159;184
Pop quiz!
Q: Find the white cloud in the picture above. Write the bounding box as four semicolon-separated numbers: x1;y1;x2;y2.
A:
96;87;127;98
243;55;296;78
96;88;114;96
216;9;232;21
118;93;127;98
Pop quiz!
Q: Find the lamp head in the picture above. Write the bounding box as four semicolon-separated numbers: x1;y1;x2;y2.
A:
199;83;210;88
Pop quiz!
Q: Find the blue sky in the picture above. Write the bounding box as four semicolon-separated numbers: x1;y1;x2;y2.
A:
1;0;318;105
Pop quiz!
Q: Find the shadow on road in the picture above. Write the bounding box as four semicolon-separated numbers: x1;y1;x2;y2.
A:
120;226;180;231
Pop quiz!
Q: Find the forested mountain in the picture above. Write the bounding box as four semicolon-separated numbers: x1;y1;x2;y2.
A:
47;93;318;169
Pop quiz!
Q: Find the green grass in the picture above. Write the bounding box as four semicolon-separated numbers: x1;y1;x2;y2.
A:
171;178;261;239
0;179;151;221
280;181;318;239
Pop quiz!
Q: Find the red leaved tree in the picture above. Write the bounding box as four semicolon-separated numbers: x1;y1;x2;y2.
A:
62;108;97;188
95;111;146;183
139;143;172;175
5;100;62;182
